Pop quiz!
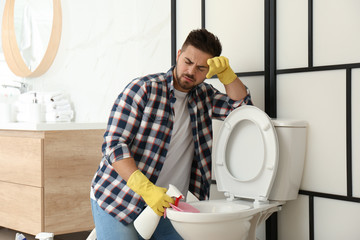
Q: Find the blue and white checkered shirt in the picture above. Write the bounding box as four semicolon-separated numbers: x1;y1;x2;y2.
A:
91;66;252;224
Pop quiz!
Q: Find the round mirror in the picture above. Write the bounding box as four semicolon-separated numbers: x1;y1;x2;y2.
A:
1;0;62;77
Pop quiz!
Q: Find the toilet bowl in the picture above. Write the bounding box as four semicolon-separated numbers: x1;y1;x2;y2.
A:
166;105;307;240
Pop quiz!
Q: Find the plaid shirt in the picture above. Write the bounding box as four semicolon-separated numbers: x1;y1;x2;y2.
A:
91;66;252;224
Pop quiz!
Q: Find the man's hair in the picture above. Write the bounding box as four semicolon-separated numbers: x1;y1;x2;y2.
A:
181;29;222;57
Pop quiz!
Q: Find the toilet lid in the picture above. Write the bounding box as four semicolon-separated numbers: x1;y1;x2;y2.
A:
214;105;279;201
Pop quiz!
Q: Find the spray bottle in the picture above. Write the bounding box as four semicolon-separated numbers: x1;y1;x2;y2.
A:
134;184;183;239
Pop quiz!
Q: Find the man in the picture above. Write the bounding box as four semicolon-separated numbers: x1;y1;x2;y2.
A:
90;29;252;240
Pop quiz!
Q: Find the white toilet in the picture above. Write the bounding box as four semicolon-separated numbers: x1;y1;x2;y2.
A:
166;105;307;240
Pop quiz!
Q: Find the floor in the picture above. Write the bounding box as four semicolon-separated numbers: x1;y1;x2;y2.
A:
0;228;91;240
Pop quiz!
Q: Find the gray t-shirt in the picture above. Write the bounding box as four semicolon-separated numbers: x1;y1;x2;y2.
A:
156;89;194;197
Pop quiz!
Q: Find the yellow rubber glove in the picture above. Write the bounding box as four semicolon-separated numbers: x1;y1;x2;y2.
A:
127;170;174;216
206;56;237;85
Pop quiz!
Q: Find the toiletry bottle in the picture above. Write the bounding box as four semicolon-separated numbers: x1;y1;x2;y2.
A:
15;233;27;240
29;93;42;123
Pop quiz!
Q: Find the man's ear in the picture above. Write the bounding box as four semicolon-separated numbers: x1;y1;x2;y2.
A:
176;49;182;62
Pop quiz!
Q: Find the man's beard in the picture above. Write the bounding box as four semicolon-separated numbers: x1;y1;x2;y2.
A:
175;68;195;91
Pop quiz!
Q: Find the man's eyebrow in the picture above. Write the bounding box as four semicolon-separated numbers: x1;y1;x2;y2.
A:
185;57;209;69
185;57;193;63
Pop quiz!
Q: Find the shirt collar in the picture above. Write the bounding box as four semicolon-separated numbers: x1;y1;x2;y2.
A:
166;66;175;100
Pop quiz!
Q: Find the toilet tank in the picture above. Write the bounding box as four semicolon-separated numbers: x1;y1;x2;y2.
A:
268;119;308;201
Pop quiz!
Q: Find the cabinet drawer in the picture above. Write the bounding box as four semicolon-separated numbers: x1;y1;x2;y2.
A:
0;136;42;187
0;181;43;235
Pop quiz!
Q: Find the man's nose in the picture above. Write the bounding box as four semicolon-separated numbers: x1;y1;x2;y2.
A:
188;65;196;75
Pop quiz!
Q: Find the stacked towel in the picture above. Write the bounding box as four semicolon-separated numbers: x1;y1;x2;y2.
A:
42;92;74;122
15;91;74;123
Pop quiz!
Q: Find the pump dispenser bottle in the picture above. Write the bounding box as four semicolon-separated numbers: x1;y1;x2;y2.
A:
29;92;41;123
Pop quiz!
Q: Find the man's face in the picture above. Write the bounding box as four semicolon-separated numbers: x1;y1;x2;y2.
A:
173;45;213;92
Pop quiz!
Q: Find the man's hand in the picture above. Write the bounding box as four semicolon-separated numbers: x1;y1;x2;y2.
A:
127;170;174;216
206;56;237;85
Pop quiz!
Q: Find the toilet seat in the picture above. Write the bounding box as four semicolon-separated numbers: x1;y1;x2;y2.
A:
214;105;279;202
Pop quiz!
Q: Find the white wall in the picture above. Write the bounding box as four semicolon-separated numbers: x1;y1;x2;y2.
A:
1;0;360;239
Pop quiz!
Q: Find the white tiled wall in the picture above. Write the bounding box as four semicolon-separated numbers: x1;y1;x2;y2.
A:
278;195;310;240
176;0;202;47
277;71;347;195
315;198;360;240
277;0;308;69
276;0;360;239
205;0;264;73
313;0;360;66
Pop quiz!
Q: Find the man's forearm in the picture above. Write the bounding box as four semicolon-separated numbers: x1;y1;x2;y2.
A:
112;157;138;181
224;77;248;101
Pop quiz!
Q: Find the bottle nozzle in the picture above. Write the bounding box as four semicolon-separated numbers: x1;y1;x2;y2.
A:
166;184;183;199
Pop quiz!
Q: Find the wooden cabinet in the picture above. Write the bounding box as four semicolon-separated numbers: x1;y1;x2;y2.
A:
0;129;104;235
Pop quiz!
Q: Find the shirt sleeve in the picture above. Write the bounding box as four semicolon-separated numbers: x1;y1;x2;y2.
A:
211;85;253;120
102;79;147;165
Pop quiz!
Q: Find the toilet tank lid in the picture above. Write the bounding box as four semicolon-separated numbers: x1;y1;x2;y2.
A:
271;119;308;127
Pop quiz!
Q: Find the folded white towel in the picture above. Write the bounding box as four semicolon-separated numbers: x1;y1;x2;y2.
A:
42;92;67;102
47;109;74;117
45;109;74;121
45;104;71;112
44;100;71;112
45;114;72;122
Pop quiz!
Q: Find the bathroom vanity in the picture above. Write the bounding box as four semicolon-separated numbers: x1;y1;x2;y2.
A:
0;123;106;235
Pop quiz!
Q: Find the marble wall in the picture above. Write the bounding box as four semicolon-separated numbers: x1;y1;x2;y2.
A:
0;0;172;122
40;0;172;122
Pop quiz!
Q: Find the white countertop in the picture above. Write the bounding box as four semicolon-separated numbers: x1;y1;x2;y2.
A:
0;122;107;131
